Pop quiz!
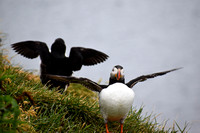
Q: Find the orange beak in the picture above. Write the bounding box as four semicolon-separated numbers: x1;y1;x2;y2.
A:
115;69;121;80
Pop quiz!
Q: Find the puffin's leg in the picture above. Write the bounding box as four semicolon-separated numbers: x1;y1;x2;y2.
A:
120;123;123;133
120;119;125;133
105;123;109;133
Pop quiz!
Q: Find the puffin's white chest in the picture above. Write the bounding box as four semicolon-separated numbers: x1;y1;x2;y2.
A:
99;83;135;122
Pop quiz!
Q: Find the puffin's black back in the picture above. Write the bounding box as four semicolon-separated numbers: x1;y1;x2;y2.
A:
11;38;109;90
40;56;72;89
37;38;71;89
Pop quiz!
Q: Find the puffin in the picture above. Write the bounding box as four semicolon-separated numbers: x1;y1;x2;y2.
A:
46;65;181;133
11;38;109;90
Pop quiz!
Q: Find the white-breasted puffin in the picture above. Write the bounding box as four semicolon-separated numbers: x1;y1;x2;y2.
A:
11;38;108;90
46;65;181;133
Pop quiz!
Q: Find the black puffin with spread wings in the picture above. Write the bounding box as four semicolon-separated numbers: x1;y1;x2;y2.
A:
46;65;181;133
11;38;109;89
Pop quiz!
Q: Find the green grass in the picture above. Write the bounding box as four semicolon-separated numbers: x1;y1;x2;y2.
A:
0;43;188;132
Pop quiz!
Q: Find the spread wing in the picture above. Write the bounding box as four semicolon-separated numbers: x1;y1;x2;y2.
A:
126;68;182;88
46;75;105;92
69;47;109;71
11;41;50;60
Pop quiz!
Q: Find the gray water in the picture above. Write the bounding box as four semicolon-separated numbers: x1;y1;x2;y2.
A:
0;0;200;132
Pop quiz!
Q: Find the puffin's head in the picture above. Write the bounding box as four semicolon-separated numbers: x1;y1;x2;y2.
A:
110;65;125;81
51;38;66;57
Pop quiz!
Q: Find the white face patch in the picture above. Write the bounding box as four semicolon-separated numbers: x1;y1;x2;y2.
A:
111;67;118;77
120;69;125;77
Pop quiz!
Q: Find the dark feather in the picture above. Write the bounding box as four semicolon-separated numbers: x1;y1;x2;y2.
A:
46;75;104;92
126;68;182;88
11;41;49;59
69;47;109;70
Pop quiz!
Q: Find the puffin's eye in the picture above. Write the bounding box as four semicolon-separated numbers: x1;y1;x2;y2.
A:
112;67;117;71
112;67;117;72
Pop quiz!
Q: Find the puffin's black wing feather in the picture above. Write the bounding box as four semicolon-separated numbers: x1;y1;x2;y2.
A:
69;47;109;71
126;68;182;88
11;41;50;59
46;75;104;92
99;85;109;89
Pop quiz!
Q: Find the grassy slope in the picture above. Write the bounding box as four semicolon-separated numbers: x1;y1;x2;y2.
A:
0;46;188;132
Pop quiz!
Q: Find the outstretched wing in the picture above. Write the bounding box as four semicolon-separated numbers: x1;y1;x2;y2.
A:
69;47;109;71
126;68;182;88
11;41;50;60
46;74;105;92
